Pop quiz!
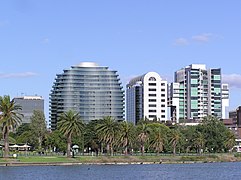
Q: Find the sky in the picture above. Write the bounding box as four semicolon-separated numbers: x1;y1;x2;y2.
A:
1;0;241;122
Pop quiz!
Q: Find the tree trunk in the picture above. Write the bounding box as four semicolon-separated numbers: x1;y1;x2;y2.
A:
173;144;176;155
141;143;144;156
3;128;9;158
38;137;42;151
125;146;128;155
67;135;72;158
106;143;110;156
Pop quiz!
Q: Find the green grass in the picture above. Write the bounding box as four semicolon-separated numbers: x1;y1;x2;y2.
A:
0;153;240;164
12;156;77;163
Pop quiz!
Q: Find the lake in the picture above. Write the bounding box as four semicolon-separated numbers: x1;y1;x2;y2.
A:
0;162;241;180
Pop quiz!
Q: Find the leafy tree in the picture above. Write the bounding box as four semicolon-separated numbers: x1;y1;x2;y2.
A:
193;131;205;154
96;116;119;156
46;130;66;153
199;115;232;152
118;121;135;155
30;110;47;151
84;120;100;155
0;95;23;158
57;110;84;157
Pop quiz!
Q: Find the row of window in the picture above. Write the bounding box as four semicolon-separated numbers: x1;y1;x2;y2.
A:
148;110;166;113
149;115;166;118
148;99;166;102
148;83;166;86
148;104;166;107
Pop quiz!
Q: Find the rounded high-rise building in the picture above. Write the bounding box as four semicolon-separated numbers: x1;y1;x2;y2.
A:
50;62;124;130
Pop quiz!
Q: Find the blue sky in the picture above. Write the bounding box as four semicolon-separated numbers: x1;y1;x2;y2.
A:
1;0;241;121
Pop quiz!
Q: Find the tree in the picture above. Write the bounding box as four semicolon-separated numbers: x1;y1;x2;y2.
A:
30;110;47;151
200;115;231;152
57;110;84;158
118;121;135;155
0;95;23;158
136;123;151;155
193;131;205;154
46;130;66;153
96;116;119;156
169;129;181;155
224;130;236;152
149;127;165;155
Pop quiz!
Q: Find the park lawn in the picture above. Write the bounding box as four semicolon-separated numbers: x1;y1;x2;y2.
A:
16;156;78;163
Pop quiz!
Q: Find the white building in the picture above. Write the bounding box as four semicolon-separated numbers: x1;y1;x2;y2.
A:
168;82;180;123
221;84;229;119
126;72;168;124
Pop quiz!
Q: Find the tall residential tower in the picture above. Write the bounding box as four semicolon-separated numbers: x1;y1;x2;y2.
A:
126;72;168;124
50;62;124;130
169;64;229;122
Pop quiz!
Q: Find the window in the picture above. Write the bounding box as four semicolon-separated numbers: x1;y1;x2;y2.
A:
149;88;156;91
149;77;156;81
161;104;165;107
149;94;156;97
149;83;156;86
161;89;165;92
161;99;165;102
161;83;165;86
149;99;156;102
161;94;165;97
149;104;156;107
149;110;156;113
161;110;165;113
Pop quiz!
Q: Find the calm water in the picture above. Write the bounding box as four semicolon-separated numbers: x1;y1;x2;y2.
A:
0;162;241;180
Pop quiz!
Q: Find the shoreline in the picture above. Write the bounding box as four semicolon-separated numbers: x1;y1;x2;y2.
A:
0;160;239;167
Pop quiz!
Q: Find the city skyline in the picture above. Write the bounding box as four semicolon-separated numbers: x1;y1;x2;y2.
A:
1;1;241;122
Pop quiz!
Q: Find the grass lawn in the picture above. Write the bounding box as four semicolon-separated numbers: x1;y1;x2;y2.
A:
0;153;240;164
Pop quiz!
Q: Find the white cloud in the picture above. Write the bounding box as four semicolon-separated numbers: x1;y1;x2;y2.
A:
222;74;241;89
0;72;38;79
174;38;189;46
174;33;216;46
192;33;213;42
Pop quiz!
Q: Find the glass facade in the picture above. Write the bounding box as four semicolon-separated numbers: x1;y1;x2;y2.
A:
50;62;124;130
14;96;44;124
175;64;224;121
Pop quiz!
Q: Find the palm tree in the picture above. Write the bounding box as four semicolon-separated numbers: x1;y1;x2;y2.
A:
224;130;236;152
0;95;23;158
118;121;135;155
96;116;119;156
169;129;181;155
57;110;84;158
137;123;151;155
193;131;205;154
149;128;165;155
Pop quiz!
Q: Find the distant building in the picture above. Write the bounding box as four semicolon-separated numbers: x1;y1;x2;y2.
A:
168;82;180;123
171;64;229;122
50;62;124;130
126;72;168;124
14;96;44;124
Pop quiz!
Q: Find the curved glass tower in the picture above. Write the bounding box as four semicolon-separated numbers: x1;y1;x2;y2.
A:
50;62;124;130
